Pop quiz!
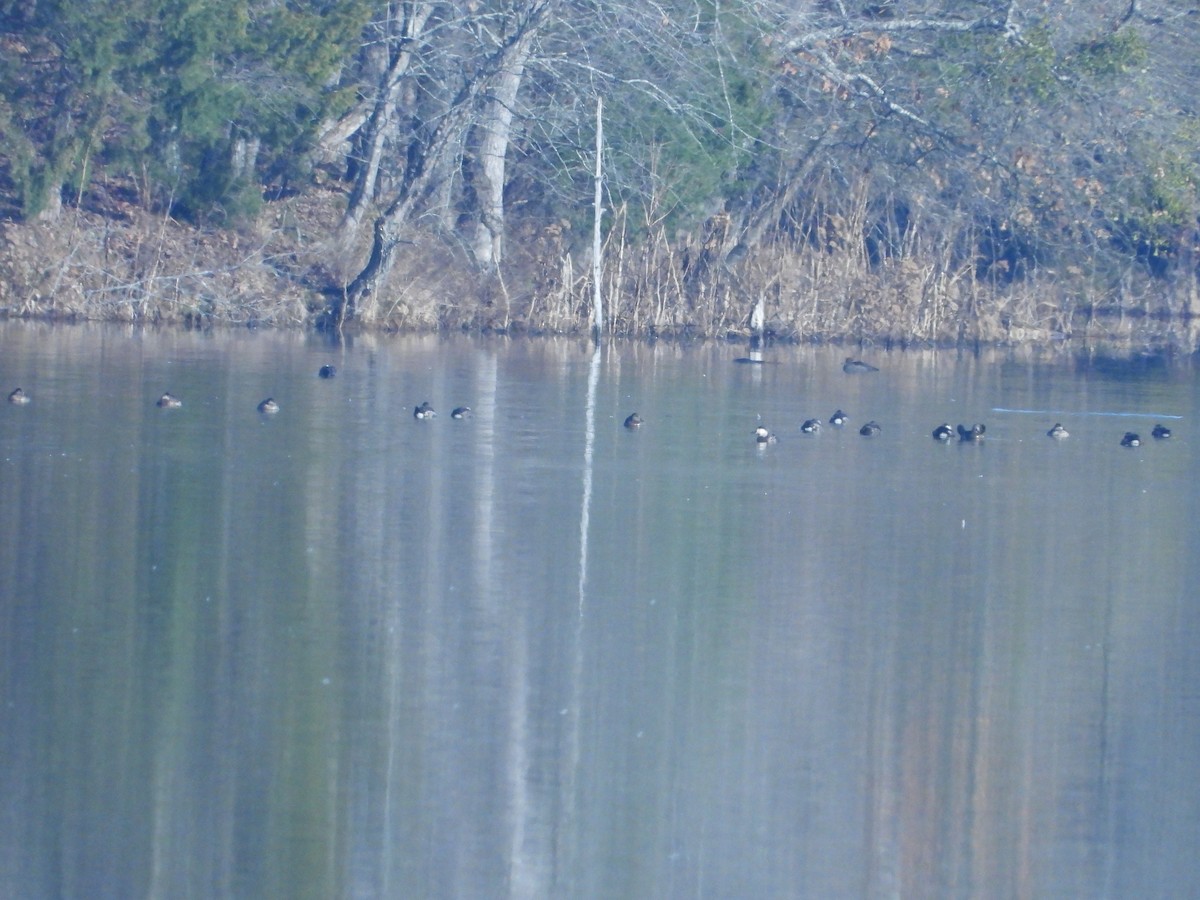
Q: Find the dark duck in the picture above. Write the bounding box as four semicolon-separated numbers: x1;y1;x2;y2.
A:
957;424;986;442
843;357;879;373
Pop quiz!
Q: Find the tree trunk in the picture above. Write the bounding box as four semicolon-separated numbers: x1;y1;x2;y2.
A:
469;27;535;270
339;2;434;244
591;96;604;338
343;0;556;320
230;137;259;182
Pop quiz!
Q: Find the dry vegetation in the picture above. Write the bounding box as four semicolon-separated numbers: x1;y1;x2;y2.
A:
3;177;1198;355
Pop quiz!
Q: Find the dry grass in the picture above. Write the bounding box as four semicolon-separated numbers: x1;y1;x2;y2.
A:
1;191;1194;353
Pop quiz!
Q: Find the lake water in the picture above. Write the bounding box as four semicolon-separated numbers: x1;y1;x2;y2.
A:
1;323;1197;899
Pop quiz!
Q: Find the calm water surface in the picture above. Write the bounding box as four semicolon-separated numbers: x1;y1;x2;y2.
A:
1;324;1198;899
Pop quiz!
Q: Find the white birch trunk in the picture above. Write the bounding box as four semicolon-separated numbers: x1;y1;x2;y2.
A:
470;31;534;269
591;97;604;338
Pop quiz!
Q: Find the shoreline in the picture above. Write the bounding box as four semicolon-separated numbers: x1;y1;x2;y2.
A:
3;196;1198;357
1;311;1195;365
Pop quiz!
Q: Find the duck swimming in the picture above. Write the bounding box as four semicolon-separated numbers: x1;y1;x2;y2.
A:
1047;423;1068;439
156;393;182;409
800;418;821;433
7;387;31;405
1152;424;1172;439
843;357;879;373
624;413;642;429
1121;432;1141;447
829;410;847;426
452;406;473;419
318;365;337;378
755;425;778;444
957;423;986;442
413;401;436;420
932;423;953;442
859;421;881;436
257;398;280;414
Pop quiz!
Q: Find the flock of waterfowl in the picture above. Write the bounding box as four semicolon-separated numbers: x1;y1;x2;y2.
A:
4;364;474;422
411;400;473;420
635;356;1176;449
314;363;473;420
5;356;1179;449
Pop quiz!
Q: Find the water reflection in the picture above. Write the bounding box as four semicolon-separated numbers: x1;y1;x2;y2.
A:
0;324;1198;898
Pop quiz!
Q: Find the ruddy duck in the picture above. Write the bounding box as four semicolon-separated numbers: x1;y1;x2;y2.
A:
7;387;31;405
957;423;986;442
257;398;280;414
1047;423;1068;439
156;392;182;409
843;357;879;373
1152;424;1172;439
932;423;953;442
318;365;337;379
859;421;881;436
800;418;821;433
754;425;778;444
413;401;436;420
829;410;847;426
1121;432;1141;447
451;406;473;419
624;413;642;429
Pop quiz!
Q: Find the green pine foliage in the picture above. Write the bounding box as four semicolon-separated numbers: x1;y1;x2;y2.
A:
0;0;369;222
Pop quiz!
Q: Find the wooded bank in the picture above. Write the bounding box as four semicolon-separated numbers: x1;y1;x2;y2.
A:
1;1;1197;350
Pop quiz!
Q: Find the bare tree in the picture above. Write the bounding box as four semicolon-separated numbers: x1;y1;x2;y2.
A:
339;0;556;320
337;2;437;244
